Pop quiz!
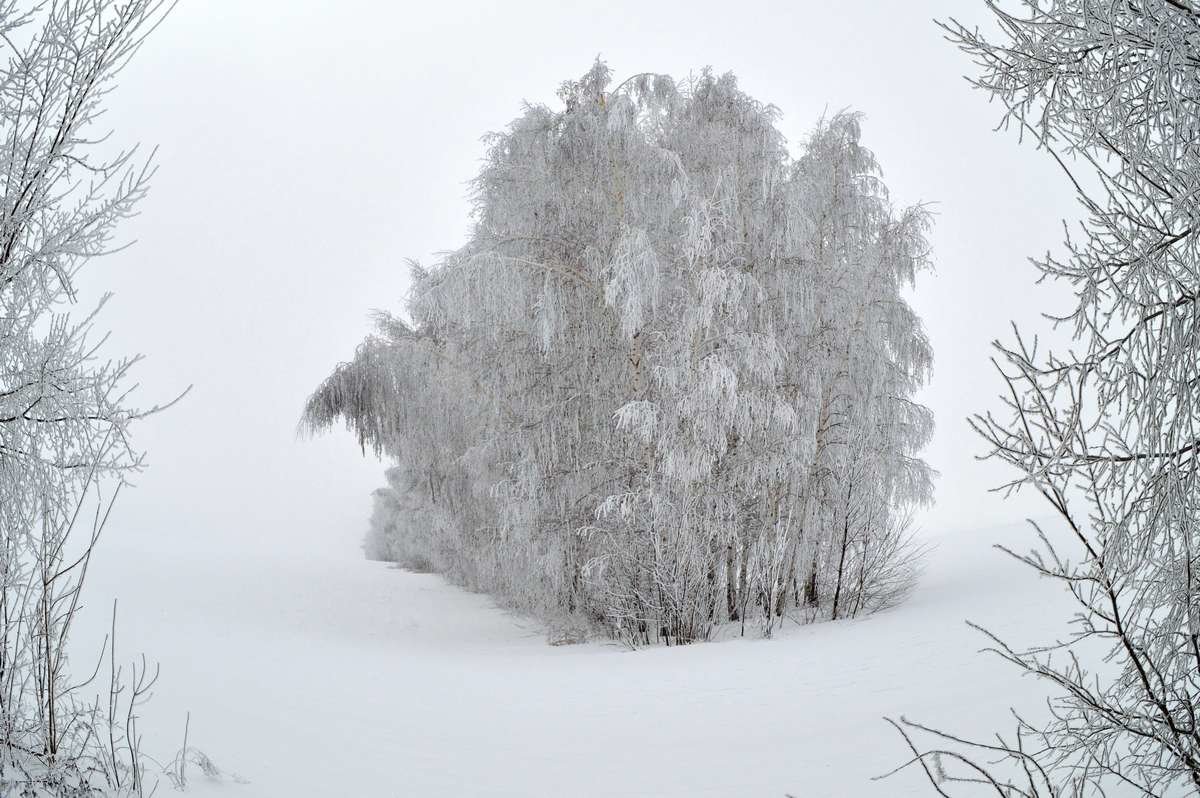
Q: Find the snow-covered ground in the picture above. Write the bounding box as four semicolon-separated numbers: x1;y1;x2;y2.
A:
74;522;1069;797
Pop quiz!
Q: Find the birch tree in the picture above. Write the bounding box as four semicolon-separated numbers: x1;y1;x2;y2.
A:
890;2;1200;794
305;62;935;646
0;1;178;793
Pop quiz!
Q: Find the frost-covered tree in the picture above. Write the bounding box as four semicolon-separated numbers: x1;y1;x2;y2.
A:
891;2;1200;794
0;1;178;793
305;63;935;646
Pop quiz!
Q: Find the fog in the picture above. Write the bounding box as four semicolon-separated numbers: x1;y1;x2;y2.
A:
79;0;1078;560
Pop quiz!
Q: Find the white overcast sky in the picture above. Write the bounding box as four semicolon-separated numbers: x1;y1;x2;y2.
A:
80;0;1080;559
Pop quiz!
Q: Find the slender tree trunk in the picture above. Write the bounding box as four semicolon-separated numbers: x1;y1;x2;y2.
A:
831;479;854;620
726;539;738;621
803;555;820;608
775;556;795;617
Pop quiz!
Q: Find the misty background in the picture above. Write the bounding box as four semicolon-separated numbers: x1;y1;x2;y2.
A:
78;0;1077;562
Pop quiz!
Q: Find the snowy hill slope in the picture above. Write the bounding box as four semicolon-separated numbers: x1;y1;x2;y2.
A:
73;522;1070;797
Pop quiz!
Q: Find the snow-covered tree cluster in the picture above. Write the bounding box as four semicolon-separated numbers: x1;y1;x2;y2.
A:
305;63;935;645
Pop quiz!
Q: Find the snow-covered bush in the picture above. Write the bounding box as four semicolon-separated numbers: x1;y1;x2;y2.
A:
305;63;935;645
364;467;440;570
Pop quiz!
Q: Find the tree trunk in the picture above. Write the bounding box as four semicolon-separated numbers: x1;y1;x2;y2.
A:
803;556;819;608
725;539;738;621
831;522;850;620
831;481;854;620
